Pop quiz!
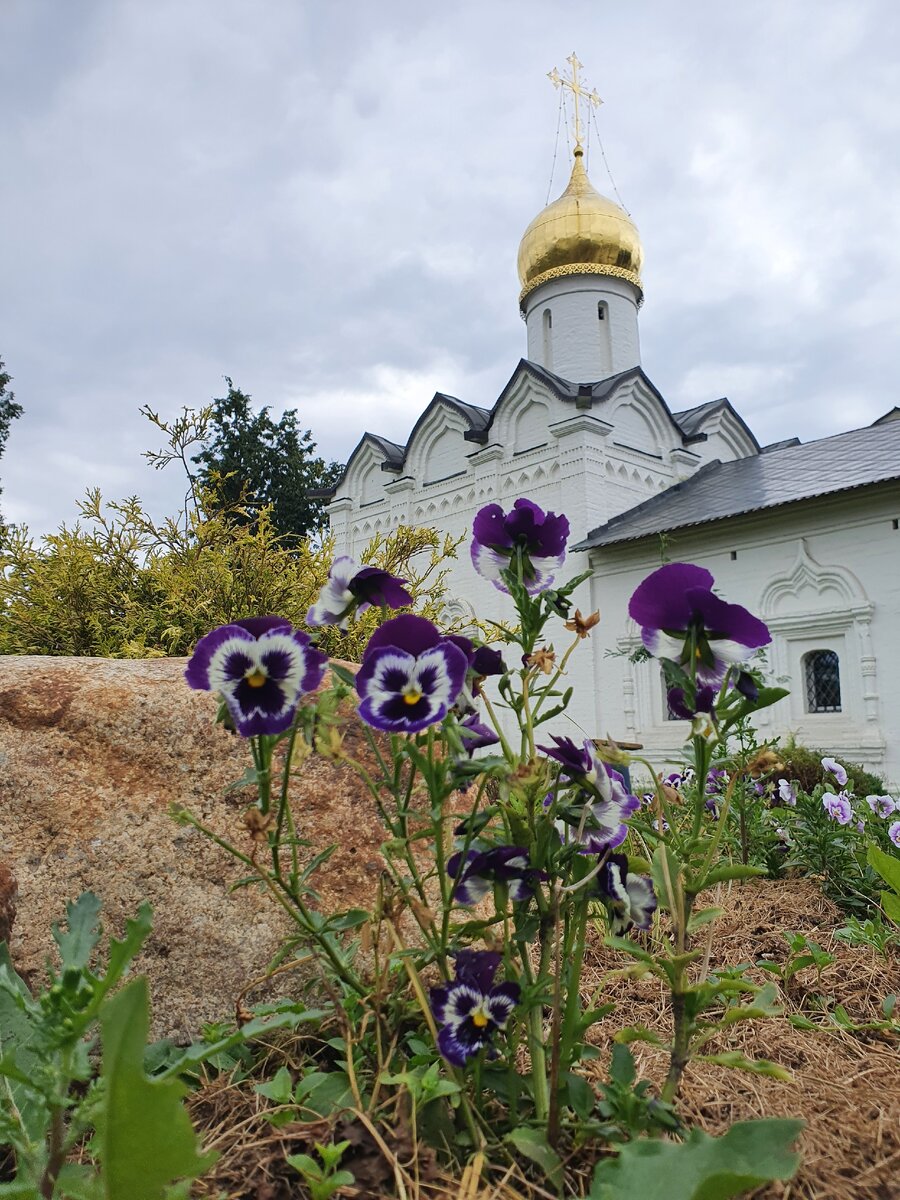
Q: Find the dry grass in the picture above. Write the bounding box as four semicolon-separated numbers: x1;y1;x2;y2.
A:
189;879;899;1200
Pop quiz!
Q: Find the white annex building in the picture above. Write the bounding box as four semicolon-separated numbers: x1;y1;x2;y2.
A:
326;61;900;786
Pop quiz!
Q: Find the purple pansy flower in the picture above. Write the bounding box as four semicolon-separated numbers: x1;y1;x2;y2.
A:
777;779;798;807
888;821;900;848
355;615;467;733
446;846;542;906
429;950;519;1066
706;767;729;795
458;712;500;755
628;563;771;686
540;736;639;853
822;792;853;825
595;854;657;935
866;794;896;819
186;617;327;737
821;757;848;787
470;498;569;594
306;556;412;629
667;684;717;721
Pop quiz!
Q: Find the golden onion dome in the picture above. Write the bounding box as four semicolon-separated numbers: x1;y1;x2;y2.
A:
517;146;643;308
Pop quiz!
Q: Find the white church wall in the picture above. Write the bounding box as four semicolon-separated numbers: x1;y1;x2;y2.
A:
583;487;900;787
329;369;702;633
523;275;641;381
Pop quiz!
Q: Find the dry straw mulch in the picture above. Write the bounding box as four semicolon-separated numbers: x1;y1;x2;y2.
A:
189;879;899;1200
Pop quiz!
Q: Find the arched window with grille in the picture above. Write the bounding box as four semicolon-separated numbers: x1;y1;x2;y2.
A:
803;649;842;713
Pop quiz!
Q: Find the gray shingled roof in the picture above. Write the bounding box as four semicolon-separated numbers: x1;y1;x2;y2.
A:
574;420;900;550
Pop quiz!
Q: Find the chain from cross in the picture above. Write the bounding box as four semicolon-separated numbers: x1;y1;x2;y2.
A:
547;52;602;151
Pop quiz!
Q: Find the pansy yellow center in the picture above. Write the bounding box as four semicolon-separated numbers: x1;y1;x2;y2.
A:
246;669;267;688
471;1008;489;1028
403;687;422;706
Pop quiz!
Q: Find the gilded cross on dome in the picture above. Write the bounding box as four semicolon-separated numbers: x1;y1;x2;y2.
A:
547;53;602;152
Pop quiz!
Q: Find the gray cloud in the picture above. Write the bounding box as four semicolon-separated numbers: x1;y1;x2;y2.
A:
1;0;898;533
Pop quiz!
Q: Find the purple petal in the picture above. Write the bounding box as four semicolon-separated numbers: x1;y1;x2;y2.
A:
688;589;771;651
628;563;715;631
472;503;515;551
350;566;412;611
233;616;293;638
485;982;520;1027
453;949;501;992
362;614;443;660
186;624;254;691
472;645;506;677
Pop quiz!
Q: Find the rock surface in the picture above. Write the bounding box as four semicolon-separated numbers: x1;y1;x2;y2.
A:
0;657;391;1039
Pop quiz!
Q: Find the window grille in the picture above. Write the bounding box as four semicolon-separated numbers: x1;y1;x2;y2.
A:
804;650;842;713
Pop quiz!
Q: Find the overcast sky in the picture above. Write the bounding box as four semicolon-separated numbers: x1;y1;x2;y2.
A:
2;0;898;536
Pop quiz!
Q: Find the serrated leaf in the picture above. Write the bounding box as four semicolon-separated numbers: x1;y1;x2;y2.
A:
590;1117;803;1199
0;949;44;1143
53;892;102;971
505;1126;563;1188
98;977;216;1199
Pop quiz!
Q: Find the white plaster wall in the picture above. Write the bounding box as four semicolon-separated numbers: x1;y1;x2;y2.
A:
523;275;641;382
582;488;900;787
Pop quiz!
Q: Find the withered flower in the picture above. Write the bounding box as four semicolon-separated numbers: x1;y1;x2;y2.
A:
564;608;601;639
243;808;276;844
527;647;557;675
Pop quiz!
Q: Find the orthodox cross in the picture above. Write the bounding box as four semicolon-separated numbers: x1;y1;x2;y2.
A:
547;53;602;151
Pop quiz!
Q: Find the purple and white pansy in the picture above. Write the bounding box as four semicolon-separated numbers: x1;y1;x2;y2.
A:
821;757;848;787
595;853;657;936
186;617;328;737
628;562;771;686
355;615;468;734
306;556;412;629
429;950;519;1066
866;794;897;819
822;792;853;825
540;736;640;853
446;845;542;906
470;498;570;595
889;821;900;848
777;779;798;807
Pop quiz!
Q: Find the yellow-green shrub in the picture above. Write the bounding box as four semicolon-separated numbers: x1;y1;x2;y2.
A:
0;487;461;661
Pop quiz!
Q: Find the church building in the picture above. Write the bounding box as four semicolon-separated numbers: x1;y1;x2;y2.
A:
325;61;900;787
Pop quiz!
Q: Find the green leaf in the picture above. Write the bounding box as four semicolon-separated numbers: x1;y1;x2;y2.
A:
98;977;216;1200
53;892;102;971
564;1070;596;1118
255;1066;294;1103
697;1052;792;1080
881;891;900;926
96;901;154;1001
868;844;900;895
613;1025;665;1048
693;864;767;890
590;1117;803;1199
0;950;44;1143
687;908;723;934
325;909;370;931
505;1126;563;1189
651;844;684;913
